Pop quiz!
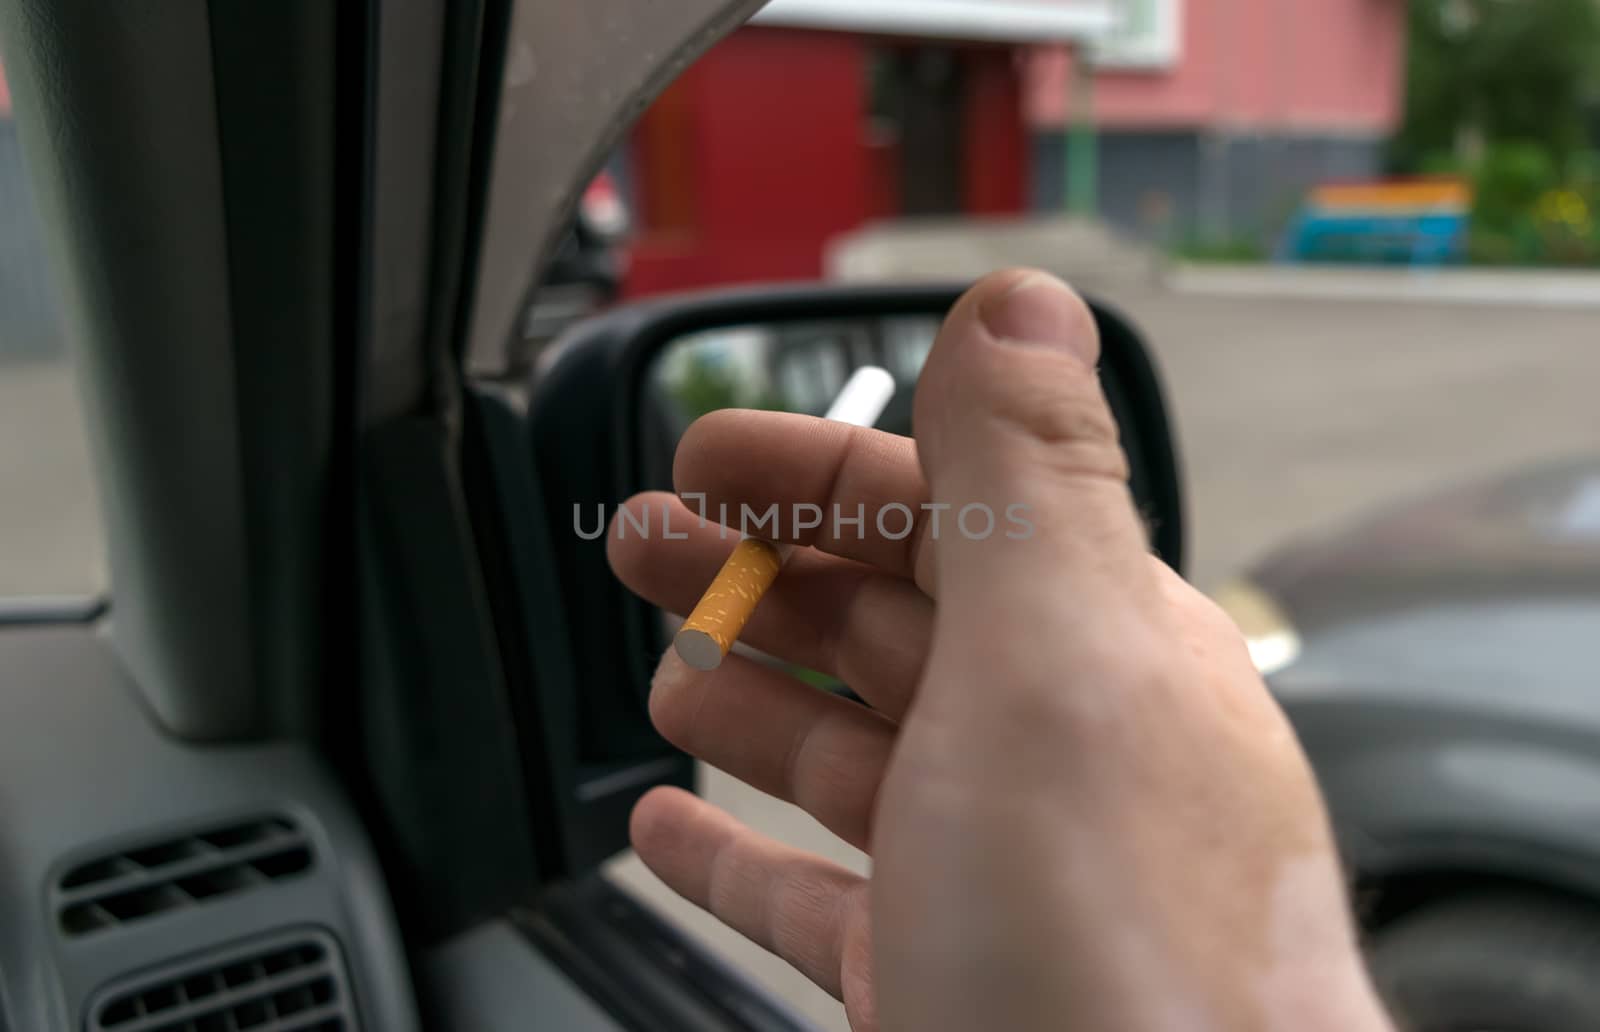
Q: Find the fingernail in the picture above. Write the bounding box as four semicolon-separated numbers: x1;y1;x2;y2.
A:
978;272;1096;364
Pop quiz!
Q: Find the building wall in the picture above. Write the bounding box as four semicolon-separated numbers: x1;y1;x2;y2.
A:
624;27;1027;297
626;28;872;296
1033;130;1385;242
1026;0;1406;134
1025;0;1405;241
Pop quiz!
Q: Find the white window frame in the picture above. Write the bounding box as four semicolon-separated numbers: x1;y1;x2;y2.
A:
1091;0;1181;70
752;0;1118;43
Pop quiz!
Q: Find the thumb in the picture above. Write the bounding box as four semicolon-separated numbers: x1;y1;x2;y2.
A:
913;270;1158;645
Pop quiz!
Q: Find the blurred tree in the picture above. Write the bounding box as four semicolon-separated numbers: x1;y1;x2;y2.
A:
1394;0;1600;171
667;351;786;424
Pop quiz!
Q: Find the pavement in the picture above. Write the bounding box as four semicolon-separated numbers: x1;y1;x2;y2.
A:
1168;262;1600;310
1104;278;1600;590
0;357;104;599
7;265;1600;1029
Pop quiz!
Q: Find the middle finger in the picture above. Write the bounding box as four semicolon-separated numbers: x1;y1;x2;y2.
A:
609;492;934;720
649;649;896;852
675;411;939;595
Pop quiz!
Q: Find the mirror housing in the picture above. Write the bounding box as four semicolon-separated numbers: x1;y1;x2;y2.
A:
524;283;1185;816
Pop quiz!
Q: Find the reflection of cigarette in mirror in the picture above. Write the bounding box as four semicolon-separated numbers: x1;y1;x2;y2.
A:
819;364;896;430
673;366;897;672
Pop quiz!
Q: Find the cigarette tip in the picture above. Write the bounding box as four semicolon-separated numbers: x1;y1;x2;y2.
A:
673;628;725;672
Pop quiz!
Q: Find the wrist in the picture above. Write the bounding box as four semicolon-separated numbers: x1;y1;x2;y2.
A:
1252;956;1394;1032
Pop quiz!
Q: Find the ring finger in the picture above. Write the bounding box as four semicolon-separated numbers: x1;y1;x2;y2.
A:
610;492;934;720
649;647;895;851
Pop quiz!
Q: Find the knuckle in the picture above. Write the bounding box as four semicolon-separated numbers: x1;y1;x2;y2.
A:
789;713;891;844
1026;437;1133;487
706;842;764;918
770;872;845;973
646;675;700;749
673;411;735;492
984;369;1129;483
945;626;1165;743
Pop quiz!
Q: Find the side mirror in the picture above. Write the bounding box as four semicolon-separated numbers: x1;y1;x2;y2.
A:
536;283;1183;574
507;283;1183;869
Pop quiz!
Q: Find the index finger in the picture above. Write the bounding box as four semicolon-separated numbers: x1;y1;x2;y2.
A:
674;410;939;594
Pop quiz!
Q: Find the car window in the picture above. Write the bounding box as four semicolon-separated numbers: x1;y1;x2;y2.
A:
0;53;106;601
566;5;1600;1030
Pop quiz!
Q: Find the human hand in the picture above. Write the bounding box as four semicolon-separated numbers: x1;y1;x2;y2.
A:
608;270;1393;1032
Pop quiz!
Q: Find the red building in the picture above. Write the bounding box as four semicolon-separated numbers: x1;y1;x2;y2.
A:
621;0;1409;297
624;26;1041;296
621;1;1115;296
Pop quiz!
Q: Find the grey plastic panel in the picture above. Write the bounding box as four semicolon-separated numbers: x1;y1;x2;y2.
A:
0;625;418;1032
425;920;625;1032
0;0;255;736
466;0;768;373
83;926;355;1032
0;0;353;741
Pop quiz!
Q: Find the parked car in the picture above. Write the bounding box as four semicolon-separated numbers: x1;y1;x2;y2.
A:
1218;456;1600;1031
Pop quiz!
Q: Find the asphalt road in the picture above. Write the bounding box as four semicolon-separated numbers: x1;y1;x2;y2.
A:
1123;283;1600;589
6;283;1600;1028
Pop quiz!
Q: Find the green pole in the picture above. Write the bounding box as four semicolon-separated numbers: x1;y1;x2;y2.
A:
1065;44;1098;216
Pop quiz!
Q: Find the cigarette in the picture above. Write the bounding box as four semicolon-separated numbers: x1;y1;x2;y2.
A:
822;364;897;428
674;366;897;671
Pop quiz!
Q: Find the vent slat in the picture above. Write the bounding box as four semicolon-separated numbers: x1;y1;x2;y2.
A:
59;829;308;906
98;965;334;1032
269;1003;347;1032
89;930;352;1032
60;855;142;889
57;816;313;937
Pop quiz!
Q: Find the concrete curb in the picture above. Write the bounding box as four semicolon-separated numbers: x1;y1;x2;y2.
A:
826;216;1161;289
1167;263;1600;309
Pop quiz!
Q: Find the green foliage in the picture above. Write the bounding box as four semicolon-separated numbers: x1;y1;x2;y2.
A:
1533;185;1599;264
1169;235;1268;264
667;351;787;423
1414;151;1468;178
1465;144;1600;266
1471;141;1557;233
1394;0;1600;172
1394;1;1600;265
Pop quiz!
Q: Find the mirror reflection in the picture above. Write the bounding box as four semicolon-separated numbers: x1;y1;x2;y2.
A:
642;314;941;697
647;315;940;444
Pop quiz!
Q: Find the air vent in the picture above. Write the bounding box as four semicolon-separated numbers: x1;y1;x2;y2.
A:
57;816;313;937
87;929;354;1032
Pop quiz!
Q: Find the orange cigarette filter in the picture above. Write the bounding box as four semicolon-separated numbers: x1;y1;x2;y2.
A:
671;366;896;672
674;538;785;671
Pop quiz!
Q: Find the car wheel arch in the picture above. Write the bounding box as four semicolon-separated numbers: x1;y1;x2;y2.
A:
1356;863;1600;935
